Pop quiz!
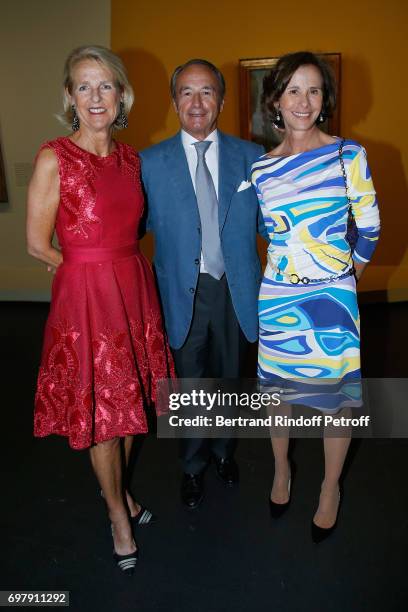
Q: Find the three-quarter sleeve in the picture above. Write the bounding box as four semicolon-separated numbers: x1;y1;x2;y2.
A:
251;166;274;241
347;147;380;264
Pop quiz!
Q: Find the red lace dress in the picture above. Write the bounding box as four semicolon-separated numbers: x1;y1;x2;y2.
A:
34;137;175;450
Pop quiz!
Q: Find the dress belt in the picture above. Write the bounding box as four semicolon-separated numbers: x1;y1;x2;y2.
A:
268;260;355;285
62;242;140;264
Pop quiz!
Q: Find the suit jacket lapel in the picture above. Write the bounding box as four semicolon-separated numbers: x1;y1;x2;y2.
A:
218;132;241;232
163;133;198;213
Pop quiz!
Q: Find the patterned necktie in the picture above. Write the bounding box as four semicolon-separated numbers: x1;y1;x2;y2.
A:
193;141;225;280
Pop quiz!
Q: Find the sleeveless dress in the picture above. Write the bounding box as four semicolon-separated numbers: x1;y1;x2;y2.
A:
34;137;175;449
251;139;380;410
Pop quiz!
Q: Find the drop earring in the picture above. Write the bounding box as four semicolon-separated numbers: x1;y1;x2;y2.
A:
71;105;80;131
273;107;281;129
118;101;128;129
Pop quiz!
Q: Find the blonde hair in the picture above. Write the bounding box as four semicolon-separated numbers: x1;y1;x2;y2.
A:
58;45;134;130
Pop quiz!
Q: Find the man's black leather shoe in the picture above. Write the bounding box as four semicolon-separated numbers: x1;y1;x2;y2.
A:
214;457;239;487
181;473;204;509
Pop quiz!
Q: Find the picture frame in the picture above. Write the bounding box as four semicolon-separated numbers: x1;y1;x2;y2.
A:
0;143;8;203
239;53;341;152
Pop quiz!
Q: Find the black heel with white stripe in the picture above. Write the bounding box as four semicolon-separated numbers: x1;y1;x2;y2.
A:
110;523;138;576
100;490;156;527
131;505;156;527
113;548;138;575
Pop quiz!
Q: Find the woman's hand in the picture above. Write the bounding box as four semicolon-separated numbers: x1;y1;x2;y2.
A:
26;148;63;269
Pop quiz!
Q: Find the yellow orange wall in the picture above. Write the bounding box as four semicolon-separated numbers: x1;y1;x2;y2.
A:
112;0;407;299
0;0;111;301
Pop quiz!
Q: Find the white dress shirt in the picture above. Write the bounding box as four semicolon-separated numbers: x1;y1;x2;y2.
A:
181;129;219;273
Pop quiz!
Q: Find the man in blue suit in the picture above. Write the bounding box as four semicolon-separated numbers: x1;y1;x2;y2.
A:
140;59;268;508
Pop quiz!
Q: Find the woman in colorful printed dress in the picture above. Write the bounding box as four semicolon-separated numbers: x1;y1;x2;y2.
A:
26;46;175;574
251;51;380;541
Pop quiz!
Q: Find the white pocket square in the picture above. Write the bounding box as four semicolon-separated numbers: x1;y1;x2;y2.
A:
237;180;252;192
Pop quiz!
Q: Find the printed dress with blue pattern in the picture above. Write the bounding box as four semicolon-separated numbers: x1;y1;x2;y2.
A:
251;139;380;410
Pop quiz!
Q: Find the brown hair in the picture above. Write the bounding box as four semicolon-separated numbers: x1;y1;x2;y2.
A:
263;51;337;129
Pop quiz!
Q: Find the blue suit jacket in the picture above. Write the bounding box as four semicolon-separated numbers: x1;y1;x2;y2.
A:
140;131;267;349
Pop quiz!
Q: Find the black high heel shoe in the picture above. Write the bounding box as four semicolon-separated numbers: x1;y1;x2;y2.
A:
311;489;342;543
269;463;295;518
131;505;156;527
100;489;156;527
110;523;138;575
113;549;138;575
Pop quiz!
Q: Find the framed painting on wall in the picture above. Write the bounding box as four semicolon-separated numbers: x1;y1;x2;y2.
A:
239;53;341;152
0;144;8;203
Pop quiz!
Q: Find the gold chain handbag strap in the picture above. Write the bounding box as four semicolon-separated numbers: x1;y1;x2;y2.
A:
339;138;359;253
338;138;352;215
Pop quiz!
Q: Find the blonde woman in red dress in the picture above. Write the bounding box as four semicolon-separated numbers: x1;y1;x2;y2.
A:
26;46;174;575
